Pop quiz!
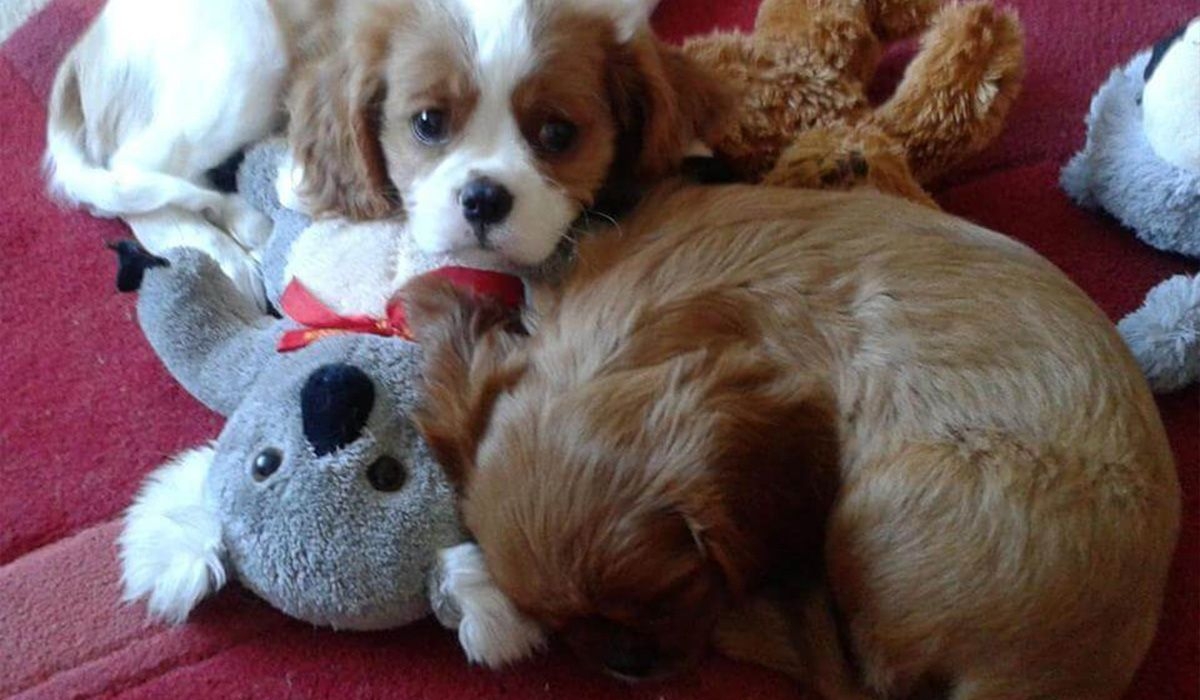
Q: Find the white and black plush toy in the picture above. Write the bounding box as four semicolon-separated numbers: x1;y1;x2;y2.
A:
116;141;546;667
1062;18;1200;393
1143;19;1200;174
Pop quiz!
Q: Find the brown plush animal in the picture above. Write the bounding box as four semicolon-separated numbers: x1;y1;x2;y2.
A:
683;0;1025;207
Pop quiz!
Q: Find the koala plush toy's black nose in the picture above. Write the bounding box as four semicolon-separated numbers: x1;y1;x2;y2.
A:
301;364;375;456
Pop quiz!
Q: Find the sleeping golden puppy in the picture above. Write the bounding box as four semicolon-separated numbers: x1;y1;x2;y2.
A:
406;183;1179;699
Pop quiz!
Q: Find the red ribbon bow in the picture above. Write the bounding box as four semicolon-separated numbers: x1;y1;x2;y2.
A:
277;266;524;352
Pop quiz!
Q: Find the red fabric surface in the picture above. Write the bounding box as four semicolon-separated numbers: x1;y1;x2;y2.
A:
1;1;1196;698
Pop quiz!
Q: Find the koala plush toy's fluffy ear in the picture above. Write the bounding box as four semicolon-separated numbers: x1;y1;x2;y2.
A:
119;445;227;624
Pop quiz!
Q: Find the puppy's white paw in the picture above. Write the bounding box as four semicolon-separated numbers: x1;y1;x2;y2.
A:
217;250;267;312
125;208;267;311
275;153;313;215
215;194;273;251
431;543;547;669
195;225;267;311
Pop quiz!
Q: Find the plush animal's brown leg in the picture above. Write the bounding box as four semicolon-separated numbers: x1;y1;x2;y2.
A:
715;584;871;700
868;0;1025;183
755;0;941;84
764;124;938;208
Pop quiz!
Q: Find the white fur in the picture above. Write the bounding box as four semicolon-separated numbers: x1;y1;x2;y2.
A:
406;0;660;266
45;0;286;300
1143;19;1200;173
127;208;267;311
283;212;510;317
406;0;573;266
119;445;227;625
284;220;405;317
1119;274;1200;393
275;150;313;215
431;543;547;668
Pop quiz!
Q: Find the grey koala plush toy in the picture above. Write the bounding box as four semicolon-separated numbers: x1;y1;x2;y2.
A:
1061;18;1200;393
116;140;545;667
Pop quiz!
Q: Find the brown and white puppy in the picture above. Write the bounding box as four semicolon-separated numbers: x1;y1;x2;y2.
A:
285;0;727;267
407;184;1180;698
46;0;725;299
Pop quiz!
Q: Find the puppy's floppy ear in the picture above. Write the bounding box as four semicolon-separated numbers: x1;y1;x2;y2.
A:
119;445;227;624
608;32;732;181
287;33;398;221
642;341;839;600
673;503;758;599
404;275;529;489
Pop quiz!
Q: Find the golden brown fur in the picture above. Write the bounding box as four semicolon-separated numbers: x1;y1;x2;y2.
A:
407;184;1179;698
683;0;1025;204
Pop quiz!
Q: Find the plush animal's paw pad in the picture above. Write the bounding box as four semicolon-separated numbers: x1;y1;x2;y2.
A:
108;240;169;293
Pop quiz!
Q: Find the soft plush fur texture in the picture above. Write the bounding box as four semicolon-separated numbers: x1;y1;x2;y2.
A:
1141;18;1200;173
119;444;226;625
1061;49;1200;259
1118;274;1200;393
681;0;1024;205
407;183;1179;698
116;141;538;668
1060;32;1200;393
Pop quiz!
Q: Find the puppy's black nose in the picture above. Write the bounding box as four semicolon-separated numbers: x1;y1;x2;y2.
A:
601;642;657;680
460;177;513;229
603;649;656;680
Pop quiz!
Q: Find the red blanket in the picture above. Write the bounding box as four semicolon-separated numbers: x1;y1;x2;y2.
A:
1;1;1195;697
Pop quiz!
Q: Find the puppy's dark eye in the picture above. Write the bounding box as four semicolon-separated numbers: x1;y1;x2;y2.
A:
412;109;449;144
367;456;407;492
537;119;577;154
252;448;283;482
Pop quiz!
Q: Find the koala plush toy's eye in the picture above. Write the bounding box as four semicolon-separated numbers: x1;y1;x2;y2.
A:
367;456;407;492
252;448;283;482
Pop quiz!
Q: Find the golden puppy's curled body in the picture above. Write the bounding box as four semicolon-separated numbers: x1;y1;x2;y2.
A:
411;185;1179;698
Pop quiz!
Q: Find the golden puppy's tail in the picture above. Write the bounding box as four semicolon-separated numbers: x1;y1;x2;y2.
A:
752;0;943;85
